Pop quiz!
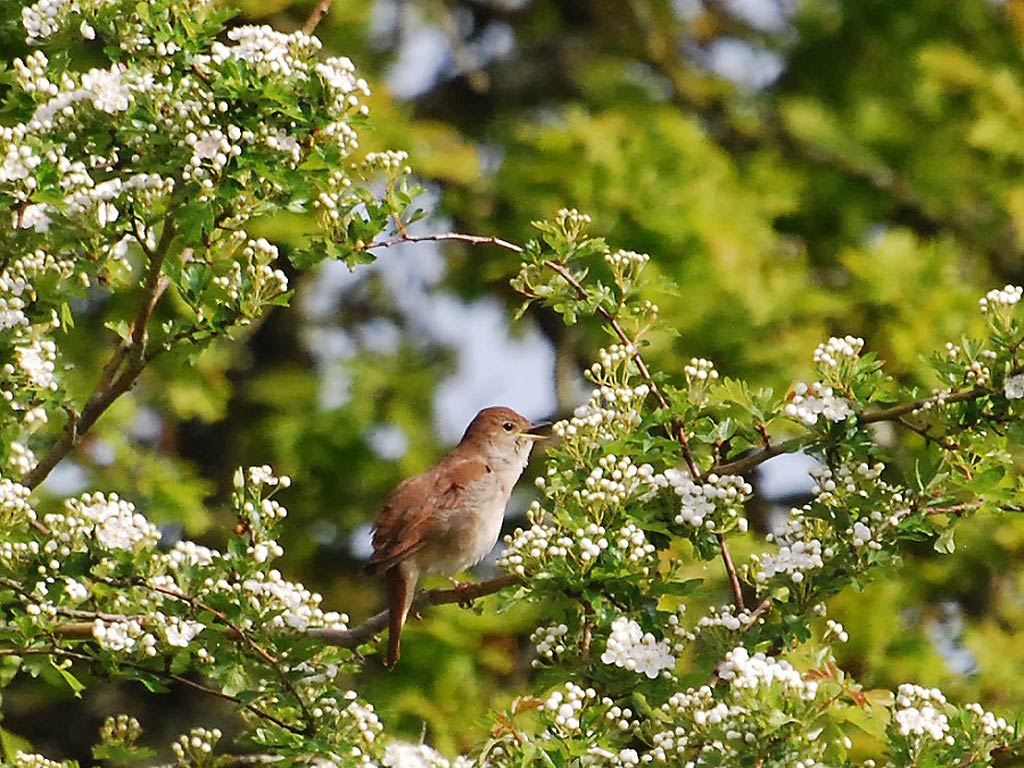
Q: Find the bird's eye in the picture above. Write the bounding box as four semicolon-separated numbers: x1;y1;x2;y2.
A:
503;422;515;432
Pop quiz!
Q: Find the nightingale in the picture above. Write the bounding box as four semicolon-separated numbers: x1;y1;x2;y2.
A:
366;406;544;668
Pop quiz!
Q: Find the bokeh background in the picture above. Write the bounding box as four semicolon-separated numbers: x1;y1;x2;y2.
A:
2;0;1024;760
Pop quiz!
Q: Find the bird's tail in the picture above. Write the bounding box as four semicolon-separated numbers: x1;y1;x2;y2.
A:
385;564;416;668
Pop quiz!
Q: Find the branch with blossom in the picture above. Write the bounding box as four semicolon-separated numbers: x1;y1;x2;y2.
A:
2;0;1024;766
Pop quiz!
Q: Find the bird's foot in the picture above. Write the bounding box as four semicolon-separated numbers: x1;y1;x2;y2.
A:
446;577;475;608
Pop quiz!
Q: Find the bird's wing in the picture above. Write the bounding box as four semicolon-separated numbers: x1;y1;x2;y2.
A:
366;456;491;574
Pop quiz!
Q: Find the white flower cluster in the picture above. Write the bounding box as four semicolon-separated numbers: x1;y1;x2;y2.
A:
540;682;597;732
498;521;562;575
810;460;884;505
331;693;383;764
813;335;864;371
717;647;818;700
0;478;34;525
531;623;569;663
15;203;53;233
964;702;1014;738
365;150;411;174
691;604;756;635
203;25;321;78
13;339;58;391
241;569;347;631
500;508;660;578
785;382;853;426
196;26;370;148
751;535;823;584
645;469;750;531
0;268;30;332
160;615;206;647
893;684;953;743
25;65;132;134
209;237;288;311
99;714;142;744
683;357;719;383
605;249;650;269
615;523;656;565
171;727;222;761
600;616;675;679
62;172;174;228
978;284;1022;314
263;127;302;165
554;344;649;450
12;52;55;98
553;380;649;444
45;492;160;552
1004;373;1024;400
824;619;849;642
248;464;291;488
579;454;651;509
314;169;359;224
11;752;64;768
92;617;148;653
383;742;473;768
642;647;824;763
554;207;592;236
163;540;220;569
0;142;41;187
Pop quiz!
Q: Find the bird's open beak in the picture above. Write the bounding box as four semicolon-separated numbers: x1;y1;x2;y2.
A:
521;421;551;441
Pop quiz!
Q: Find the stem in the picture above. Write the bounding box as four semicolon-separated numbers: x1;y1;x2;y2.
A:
309;574;520;647
302;0;333;34
716;533;745;612
0;645;304;735
540;259;701;478
365;231;524;254
21;219;177;490
149;585;316;734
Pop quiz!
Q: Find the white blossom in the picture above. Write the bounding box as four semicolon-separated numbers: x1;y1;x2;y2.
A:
1004;373;1024;400
785;382;853;426
600;617;675;678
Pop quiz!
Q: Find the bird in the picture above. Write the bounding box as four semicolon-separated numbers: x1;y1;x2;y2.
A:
366;406;545;668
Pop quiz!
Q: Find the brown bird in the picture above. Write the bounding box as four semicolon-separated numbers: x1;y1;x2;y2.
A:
367;406;544;667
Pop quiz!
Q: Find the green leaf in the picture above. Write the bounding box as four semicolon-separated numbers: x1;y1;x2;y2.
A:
934;527;956;554
54;663;86;697
0;727;32;761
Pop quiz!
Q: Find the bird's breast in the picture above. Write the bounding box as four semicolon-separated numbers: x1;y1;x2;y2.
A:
422;469;518;575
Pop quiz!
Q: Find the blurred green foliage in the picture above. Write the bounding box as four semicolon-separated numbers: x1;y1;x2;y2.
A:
4;0;1023;760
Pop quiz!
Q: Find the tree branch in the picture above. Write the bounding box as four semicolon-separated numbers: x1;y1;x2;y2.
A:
21;220;177;491
302;0;333;35
365;231;525;254
715;532;745;611
309;574;521;647
47;575;523;651
149;584;316;734
712;387;989;477
0;645;304;735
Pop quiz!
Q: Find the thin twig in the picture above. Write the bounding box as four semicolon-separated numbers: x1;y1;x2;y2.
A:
309;574;521;647
365;231;525;254
150;584;316;734
0;644;304;735
302;0;333;34
540;259;702;478
711;387;988;478
715;533;745;612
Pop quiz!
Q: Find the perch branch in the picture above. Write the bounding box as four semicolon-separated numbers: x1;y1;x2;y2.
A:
309;574;521;647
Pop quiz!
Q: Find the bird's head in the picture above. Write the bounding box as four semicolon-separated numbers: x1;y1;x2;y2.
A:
460;406;547;466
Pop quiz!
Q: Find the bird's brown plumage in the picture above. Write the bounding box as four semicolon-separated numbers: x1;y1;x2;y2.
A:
368;406;539;667
366;456;491;574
